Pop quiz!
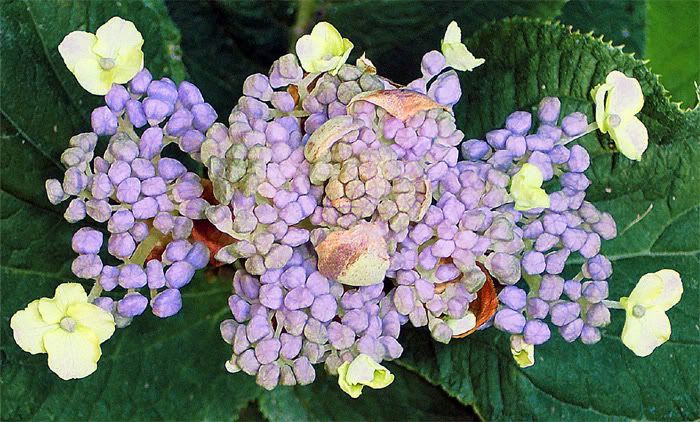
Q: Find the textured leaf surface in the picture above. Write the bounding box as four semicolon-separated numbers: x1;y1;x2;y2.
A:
399;17;700;420
646;0;700;106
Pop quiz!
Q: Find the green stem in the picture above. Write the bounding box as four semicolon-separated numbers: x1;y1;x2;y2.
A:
289;0;318;52
602;299;624;310
559;122;599;146
127;229;164;266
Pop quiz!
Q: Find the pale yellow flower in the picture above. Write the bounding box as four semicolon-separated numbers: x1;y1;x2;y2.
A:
295;22;353;75
441;21;485;72
58;17;144;95
620;269;682;357
509;163;550;211
337;354;394;398
591;71;648;160
445;311;476;336
510;335;535;368
10;283;115;380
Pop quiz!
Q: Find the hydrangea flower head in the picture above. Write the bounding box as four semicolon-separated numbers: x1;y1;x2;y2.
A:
10;283;115;379
591;71;648;161
337;353;394;398
509;163;550;211
295;22;353;75
58;17;144;95
441;21;485;72
620;269;682;357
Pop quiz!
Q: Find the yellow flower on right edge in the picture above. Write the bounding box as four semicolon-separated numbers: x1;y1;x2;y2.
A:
591;71;648;161
620;269;683;357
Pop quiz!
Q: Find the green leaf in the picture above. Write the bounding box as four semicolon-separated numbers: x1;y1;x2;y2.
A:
259;363;472;421
646;0;700;107
559;0;646;56
399;17;700;420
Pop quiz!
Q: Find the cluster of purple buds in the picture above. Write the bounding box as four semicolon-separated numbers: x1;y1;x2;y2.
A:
93;68;218;160
465;97;617;346
46;71;218;324
220;245;402;390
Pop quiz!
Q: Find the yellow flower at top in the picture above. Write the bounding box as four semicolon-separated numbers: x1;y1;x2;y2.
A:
509;163;550;211
441;21;485;72
510;335;535;368
58;17;144;95
620;269;683;357
10;283;115;380
591;71;648;161
295;22;353;75
337;353;394;398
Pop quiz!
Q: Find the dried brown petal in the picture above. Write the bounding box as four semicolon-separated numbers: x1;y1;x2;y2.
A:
348;89;450;121
304;116;364;163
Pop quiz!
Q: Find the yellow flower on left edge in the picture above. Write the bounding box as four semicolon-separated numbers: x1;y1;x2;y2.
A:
58;16;144;95
10;283;115;380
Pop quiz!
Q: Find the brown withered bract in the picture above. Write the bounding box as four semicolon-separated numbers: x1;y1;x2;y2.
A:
348;89;450;121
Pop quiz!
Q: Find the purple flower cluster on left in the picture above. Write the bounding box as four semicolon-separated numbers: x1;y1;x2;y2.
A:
45;69;217;325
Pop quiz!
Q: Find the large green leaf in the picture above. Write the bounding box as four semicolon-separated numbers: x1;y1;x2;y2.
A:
646;0;700;107
399;17;700;420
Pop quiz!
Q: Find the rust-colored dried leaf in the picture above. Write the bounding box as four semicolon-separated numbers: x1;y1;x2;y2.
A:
348;89;450;121
453;263;499;338
191;219;236;267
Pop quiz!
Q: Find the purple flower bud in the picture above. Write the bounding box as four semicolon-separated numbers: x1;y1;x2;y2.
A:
164;239;192;263
537;97;561;124
550;301;580;326
559;318;584;342
145;259;166;289
499;286;527;311
117;292;148;317
126;99;147;128
98;266;119;291
191;103;217;131
583;254;612;280
545;248;570;275
107;160;130;186
293;356;316;385
592;212;617;240
580;324;601;344
165;261;195;289
116;177;141;204
561;228;587;251
129;69;152;94
428;71;460;106
91;106;118;136
342;309;369;333
93;297;114;313
118;263;147;288
72;227;103;254
528;151;553;180
522;251;546;275
585;302;611;327
243;73;273;101
494;308;526;334
46;179;67;205
579;233;601;258
86;199;112;222
489;252;521;285
247;314;273;343
421;50;447;77
255;338;281;365
548;144;570;164
185;242;210;269
527;297;549;319
165;109;193;137
107;232;136;259
523;319;551;345
486;129;510;150
220;319;238;344
562;280;581;301
151;288;182;318
523;220;544;239
582;280;608;303
229;295;251;323
238;349;260;375
560;173;591;191
180;129;205;153
538;274;564;301
106;85;130;112
71;254;102;279
147;79;178;104
285;287;314;310
108;209;135;234
157;158;187;181
177;81;204;108
269;54;303;88
561;112;588;137
138;127;163;160
63;167;88;196
143;98;171;125
505;135;527;157
567;145;590;172
535;233;559;252
526;134;554;152
505;111;532;135
311;294;337;322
